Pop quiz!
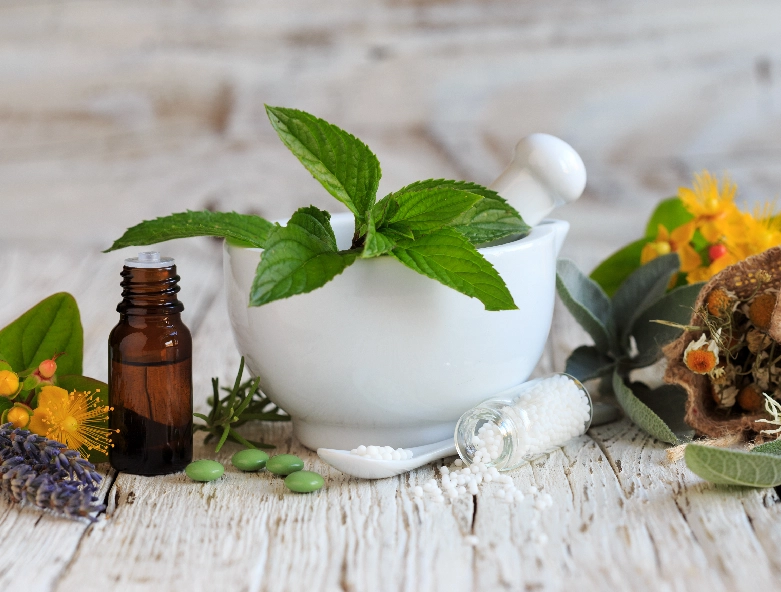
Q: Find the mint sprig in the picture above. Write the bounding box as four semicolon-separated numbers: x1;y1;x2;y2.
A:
104;210;273;252
107;106;531;311
249;207;356;307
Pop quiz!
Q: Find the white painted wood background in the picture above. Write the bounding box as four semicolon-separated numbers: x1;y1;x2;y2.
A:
2;1;781;590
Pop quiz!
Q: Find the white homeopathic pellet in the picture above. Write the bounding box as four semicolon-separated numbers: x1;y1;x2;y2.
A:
350;445;414;461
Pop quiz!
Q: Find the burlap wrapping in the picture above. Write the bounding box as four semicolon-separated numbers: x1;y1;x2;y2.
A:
663;246;781;440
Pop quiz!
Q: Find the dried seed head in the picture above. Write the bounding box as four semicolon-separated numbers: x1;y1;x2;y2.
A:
746;329;772;354
706;288;733;318
737;384;765;412
749;292;777;330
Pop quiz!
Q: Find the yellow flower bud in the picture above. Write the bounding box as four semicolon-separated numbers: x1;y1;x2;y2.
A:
6;406;30;429
0;370;19;397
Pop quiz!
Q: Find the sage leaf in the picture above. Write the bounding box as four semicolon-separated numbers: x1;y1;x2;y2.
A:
556;259;615;353
57;375;110;463
612;253;680;347
565;345;615;381
752;440;781;455
612;371;678;444
249;207;356;307
386;188;482;237
390;227;518;311
685;444;781;487
390;179;529;245
266;106;381;222
631;282;704;367
105;211;273;252
0;293;83;376
629;382;693;438
589;238;649;298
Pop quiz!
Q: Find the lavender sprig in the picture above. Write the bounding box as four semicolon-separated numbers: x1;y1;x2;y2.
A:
0;424;104;521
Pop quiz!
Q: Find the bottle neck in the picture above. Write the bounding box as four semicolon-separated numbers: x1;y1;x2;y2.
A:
116;265;185;316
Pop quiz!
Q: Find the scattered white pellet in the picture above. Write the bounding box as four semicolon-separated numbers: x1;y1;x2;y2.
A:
464;535;480;546
350;445;413;461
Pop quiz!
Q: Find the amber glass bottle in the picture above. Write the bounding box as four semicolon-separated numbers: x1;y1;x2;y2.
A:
108;252;193;475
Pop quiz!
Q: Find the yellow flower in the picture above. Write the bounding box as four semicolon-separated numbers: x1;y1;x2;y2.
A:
641;222;701;273
683;334;720;375
678;171;739;243
29;385;113;459
0;370;19;397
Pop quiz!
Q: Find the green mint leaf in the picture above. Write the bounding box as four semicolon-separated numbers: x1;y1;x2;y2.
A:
265;106;381;222
0;293;83;376
370;195;400;228
249;207;356;306
391;179;499;200
612;371;678;445
685;444;781;488
390;227;517;311
556;259;616;354
385;188;482;237
362;209;396;259
104;211;273;252
450;196;530;245
57;375;110;463
389;179;529;244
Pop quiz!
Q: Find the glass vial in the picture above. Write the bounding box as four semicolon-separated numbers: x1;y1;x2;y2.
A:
108;251;193;475
454;373;592;471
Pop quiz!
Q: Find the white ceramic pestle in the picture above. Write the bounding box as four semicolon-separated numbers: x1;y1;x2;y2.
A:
490;133;586;227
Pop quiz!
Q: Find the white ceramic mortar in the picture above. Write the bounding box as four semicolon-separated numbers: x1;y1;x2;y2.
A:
223;215;569;450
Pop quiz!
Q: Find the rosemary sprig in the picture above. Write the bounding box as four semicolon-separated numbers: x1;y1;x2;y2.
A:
193;357;289;452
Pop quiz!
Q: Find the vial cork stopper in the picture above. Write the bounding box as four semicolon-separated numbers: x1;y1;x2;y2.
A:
124;251;175;268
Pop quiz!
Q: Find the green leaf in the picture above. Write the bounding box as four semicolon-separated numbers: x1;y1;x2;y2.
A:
391;179;500;200
104;211;273;252
752;440;781;455
565;346;615;381
556;259;615;353
266;106;381;222
0;293;83;376
612;253;680;347
450;196;530;245
645;197;693;237
590;239;649;298
249;207;356;307
612;370;678;444
629;382;693;438
631;282;704;367
389;179;529;245
57;374;110;463
362;209;396;259
685;444;781;488
390;227;518;311
386;188;482;237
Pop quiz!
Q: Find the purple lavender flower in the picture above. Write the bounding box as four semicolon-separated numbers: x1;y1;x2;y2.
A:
0;423;104;521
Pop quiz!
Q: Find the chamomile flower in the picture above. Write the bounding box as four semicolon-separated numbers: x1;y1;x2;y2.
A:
683;333;720;375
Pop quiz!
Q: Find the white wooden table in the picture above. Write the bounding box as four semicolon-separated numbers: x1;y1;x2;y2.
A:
3;0;781;589
2;244;780;592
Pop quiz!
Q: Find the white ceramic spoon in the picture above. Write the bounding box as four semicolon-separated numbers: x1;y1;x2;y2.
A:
317;403;619;479
317;439;456;480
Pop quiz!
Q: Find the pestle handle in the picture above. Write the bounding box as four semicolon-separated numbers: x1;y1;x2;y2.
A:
488;134;586;227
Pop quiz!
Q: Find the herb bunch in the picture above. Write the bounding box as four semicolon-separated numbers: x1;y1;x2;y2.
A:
0;423;104;521
194;358;289;453
106;106;530;312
